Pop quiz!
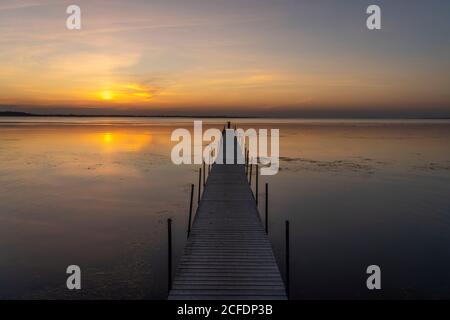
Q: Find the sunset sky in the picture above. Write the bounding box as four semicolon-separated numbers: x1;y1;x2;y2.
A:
0;0;449;117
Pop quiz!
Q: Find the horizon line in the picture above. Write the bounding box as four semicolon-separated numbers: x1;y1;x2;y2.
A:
1;111;449;120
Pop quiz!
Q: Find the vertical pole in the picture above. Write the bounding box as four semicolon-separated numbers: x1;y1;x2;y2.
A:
249;160;253;186
256;164;259;205
265;183;268;234
245;148;248;175
167;218;172;293
203;161;206;187
285;220;290;300
223;130;226;164
246;149;250;178
198;168;202;204
244;148;247;173
187;184;194;237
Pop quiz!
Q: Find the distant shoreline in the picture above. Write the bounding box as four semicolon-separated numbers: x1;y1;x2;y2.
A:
0;111;256;119
0;111;449;120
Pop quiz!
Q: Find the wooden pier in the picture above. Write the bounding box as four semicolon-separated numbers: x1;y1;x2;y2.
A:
168;128;287;300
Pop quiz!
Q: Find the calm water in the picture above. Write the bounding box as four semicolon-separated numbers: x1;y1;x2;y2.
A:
0;117;449;299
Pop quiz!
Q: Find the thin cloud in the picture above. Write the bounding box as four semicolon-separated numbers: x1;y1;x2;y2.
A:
0;0;57;11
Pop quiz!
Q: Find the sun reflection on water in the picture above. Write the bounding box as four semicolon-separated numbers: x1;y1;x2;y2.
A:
90;132;153;153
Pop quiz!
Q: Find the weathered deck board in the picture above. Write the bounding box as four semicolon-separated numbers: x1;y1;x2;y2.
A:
168;131;286;300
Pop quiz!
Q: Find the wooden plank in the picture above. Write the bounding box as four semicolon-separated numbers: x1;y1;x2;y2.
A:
168;130;287;300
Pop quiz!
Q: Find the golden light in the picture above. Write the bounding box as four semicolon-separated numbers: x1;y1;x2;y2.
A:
103;133;113;143
90;132;153;152
101;90;113;100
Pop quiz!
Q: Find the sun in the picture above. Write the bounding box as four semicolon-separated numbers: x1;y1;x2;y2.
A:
101;90;113;101
103;133;113;143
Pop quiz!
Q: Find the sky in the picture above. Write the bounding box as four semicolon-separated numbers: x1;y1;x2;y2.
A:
0;0;449;117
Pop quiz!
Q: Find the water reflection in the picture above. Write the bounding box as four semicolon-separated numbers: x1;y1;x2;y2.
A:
0;119;449;299
89;132;153;153
0;124;194;299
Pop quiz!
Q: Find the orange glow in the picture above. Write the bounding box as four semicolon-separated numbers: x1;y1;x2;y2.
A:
101;91;113;101
103;133;113;143
89;132;153;153
0;1;448;115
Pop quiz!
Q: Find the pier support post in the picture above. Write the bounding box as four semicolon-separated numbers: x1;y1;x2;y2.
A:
256;164;259;205
167;218;172;294
244;148;248;174
249;161;253;186
209;152;211;174
285;220;290;299
265;183;268;234
187;184;194;237
203;161;206;187
245;149;249;176
198;168;202;204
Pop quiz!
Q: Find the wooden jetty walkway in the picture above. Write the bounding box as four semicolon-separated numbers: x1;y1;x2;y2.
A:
168;128;287;300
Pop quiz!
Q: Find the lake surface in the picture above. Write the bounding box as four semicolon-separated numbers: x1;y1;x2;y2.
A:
0;117;449;299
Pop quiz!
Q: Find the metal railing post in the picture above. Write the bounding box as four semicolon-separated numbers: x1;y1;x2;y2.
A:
187;184;194;237
209;152;211;174
198;168;202;204
203;161;206;186
246;149;249;177
249;160;253;186
167;218;172;293
265;183;268;234
244;147;248;174
256;164;259;205
285;220;290;299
